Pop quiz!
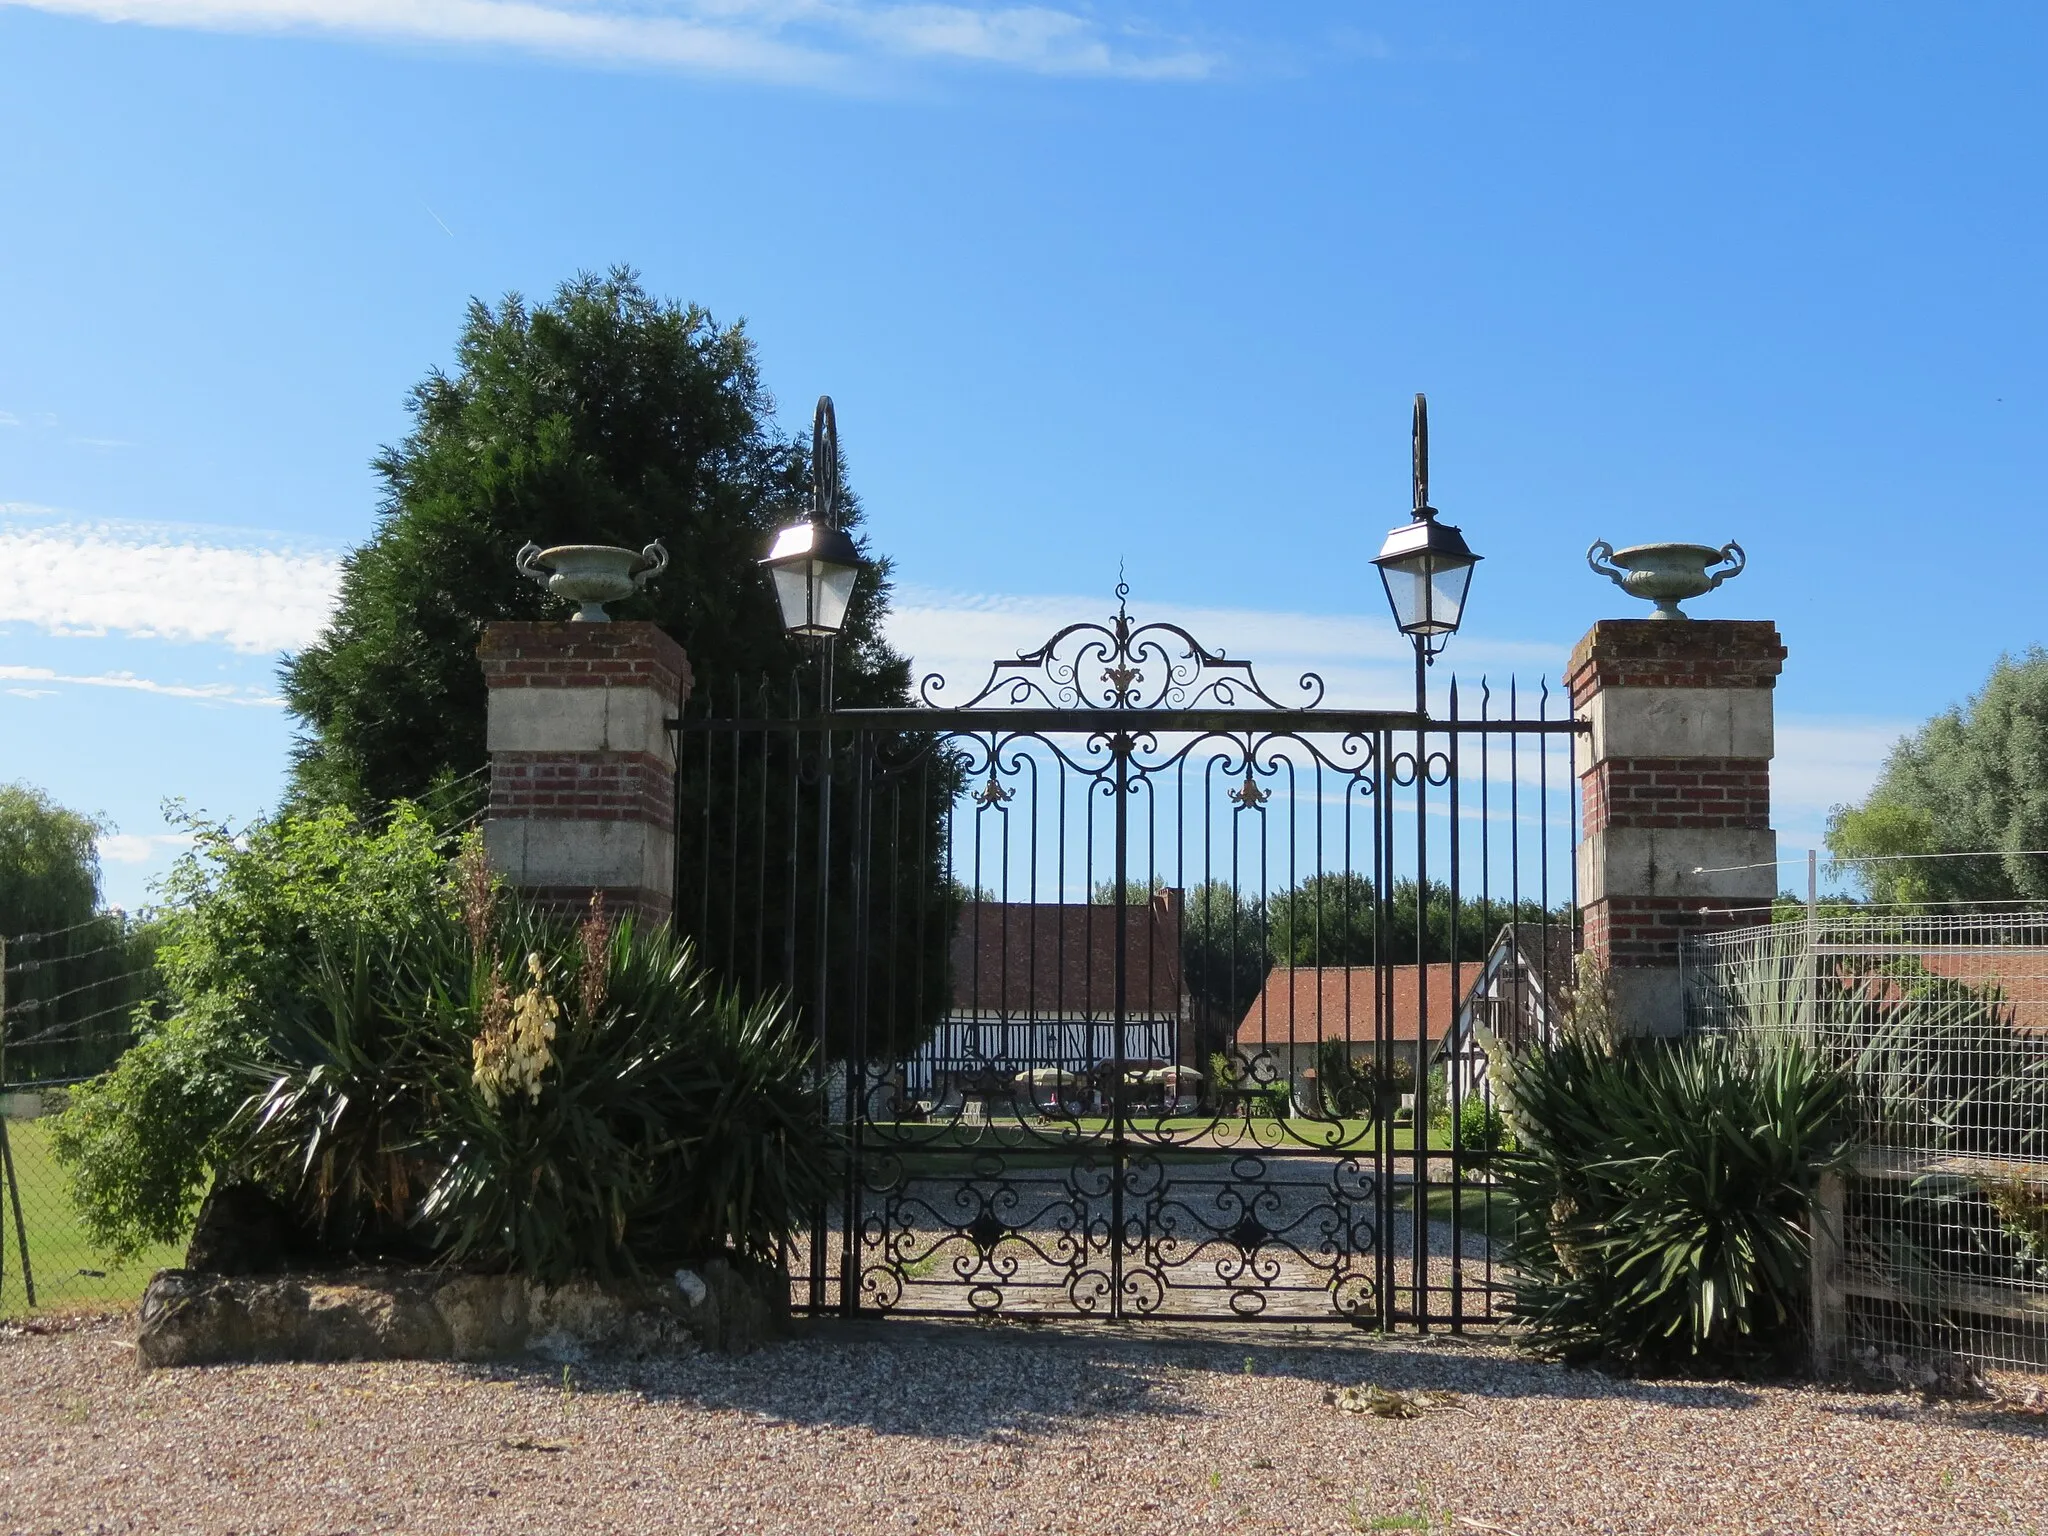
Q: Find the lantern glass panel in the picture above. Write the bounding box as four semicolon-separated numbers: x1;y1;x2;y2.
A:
1425;555;1475;634
813;560;858;634
1379;560;1432;634
771;565;816;633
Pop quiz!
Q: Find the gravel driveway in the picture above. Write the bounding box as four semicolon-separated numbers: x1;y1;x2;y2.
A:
4;1313;2045;1535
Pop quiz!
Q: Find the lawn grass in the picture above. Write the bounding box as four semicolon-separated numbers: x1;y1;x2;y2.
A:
0;1117;184;1319
1394;1183;1522;1238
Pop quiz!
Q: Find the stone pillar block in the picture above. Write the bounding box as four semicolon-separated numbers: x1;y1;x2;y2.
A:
1567;619;1785;1034
478;622;692;926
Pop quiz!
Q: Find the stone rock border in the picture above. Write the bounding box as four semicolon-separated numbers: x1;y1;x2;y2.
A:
135;1257;783;1369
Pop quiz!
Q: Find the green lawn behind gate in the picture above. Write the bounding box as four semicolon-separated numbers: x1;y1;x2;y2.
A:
0;1117;184;1318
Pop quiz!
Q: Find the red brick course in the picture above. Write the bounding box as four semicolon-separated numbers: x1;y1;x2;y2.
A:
1566;619;1785;708
489;752;675;832
1583;895;1772;966
1580;756;1772;837
479;622;693;703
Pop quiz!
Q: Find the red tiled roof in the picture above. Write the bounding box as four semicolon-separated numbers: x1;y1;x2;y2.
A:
1873;953;2048;1033
1232;964;1462;1050
950;892;1184;1016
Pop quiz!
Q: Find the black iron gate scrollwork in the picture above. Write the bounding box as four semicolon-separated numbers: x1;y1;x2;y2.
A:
672;586;1581;1329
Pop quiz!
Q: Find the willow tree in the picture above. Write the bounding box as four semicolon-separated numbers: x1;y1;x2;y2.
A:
1828;649;2048;906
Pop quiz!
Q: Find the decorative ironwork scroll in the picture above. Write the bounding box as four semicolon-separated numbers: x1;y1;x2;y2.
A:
920;580;1326;711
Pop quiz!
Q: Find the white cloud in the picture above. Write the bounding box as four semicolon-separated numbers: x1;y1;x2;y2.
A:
0;664;284;706
97;831;198;864
1771;714;1906;851
3;0;1216;84
0;511;340;654
0;412;19;428
888;585;1563;712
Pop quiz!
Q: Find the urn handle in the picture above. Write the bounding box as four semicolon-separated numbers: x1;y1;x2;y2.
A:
515;541;550;588
633;540;669;589
1586;539;1627;590
1703;541;1746;591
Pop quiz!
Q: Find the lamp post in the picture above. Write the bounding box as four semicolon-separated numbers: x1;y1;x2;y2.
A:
762;395;863;1317
1373;394;1481;715
1372;393;1481;1330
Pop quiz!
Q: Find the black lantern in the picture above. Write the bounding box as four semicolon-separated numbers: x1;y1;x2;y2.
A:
763;396;862;639
1373;393;1480;659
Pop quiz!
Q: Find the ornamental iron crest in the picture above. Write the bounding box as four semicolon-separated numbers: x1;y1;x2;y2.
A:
919;578;1325;711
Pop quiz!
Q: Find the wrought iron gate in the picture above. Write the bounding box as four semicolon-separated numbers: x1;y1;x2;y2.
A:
673;592;1580;1328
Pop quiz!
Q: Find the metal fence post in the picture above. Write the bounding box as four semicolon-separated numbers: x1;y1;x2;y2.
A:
0;938;35;1309
1810;1167;1846;1380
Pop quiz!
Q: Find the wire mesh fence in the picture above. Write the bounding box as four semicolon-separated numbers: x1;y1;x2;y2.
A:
1686;909;2048;1377
0;916;179;1318
0;1087;186;1319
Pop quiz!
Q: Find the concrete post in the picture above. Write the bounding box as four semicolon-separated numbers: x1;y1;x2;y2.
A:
1567;619;1785;1035
478;622;692;926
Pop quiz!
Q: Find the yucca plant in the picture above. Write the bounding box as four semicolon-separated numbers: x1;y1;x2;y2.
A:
229;936;445;1257
1498;1033;1853;1373
417;909;835;1282
227;855;835;1283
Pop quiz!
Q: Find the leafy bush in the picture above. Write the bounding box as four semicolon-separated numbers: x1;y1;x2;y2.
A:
52;803;453;1258
55;810;834;1279
1497;1034;1852;1373
1457;1094;1510;1154
1314;1039;1370;1116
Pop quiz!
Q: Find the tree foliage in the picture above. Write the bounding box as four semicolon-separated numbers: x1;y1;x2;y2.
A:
0;783;160;1084
0;781;105;939
51;803;455;1258
277;269;954;1053
1828;649;2048;906
281;268;910;812
1266;873;1553;966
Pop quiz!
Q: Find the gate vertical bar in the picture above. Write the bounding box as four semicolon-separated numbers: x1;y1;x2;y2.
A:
1110;728;1130;1319
1413;697;1430;1328
841;730;874;1315
1446;679;1465;1327
810;695;834;1315
1375;726;1395;1331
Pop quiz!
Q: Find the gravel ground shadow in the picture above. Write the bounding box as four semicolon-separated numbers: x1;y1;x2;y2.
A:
459;1316;1773;1442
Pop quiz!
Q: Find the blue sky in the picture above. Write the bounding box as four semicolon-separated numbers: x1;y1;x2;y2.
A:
2;1;2044;910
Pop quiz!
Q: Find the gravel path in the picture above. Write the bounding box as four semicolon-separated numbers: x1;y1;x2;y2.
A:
4;1313;2046;1535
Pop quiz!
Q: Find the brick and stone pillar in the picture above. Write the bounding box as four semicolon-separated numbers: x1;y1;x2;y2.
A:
1568;619;1785;1035
478;622;691;926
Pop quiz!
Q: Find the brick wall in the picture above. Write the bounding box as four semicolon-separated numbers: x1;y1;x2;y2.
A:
487;752;674;830
1580;757;1772;838
479;621;691;925
1571;618;1785;1032
478;622;692;699
1567;618;1785;697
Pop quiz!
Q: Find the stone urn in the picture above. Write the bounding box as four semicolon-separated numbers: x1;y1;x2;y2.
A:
516;541;668;622
1586;540;1745;620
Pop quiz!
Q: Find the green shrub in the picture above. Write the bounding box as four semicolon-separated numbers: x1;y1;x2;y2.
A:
50;802;452;1257
1457;1094;1510;1154
46;1009;248;1263
1245;1079;1292;1119
1497;1033;1852;1373
55;810;834;1280
1314;1039;1369;1116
